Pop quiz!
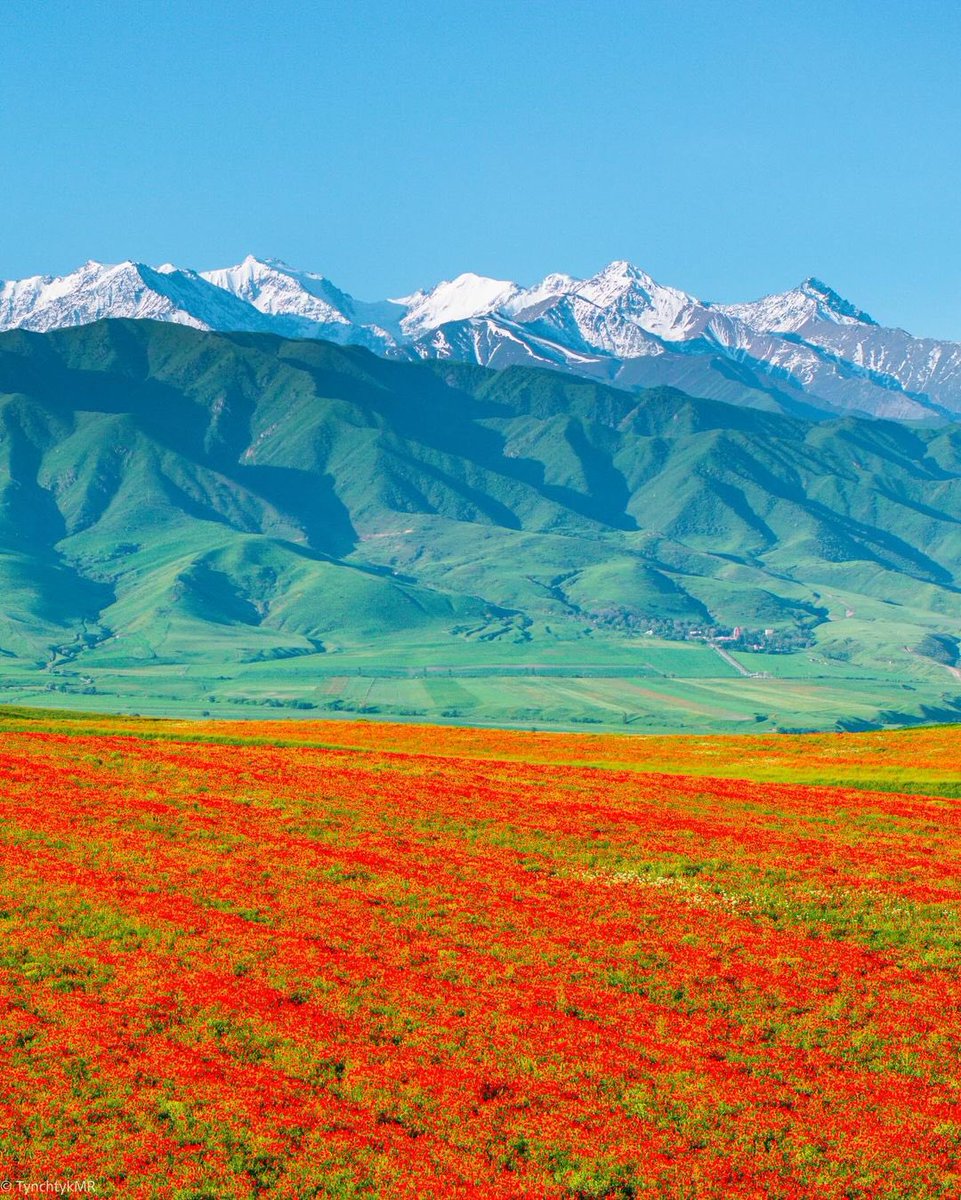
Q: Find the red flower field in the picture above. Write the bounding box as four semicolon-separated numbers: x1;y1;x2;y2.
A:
0;710;960;1197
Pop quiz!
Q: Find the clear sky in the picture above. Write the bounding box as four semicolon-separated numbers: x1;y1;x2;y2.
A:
2;0;960;337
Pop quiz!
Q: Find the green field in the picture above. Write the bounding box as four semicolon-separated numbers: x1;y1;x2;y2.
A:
2;627;957;733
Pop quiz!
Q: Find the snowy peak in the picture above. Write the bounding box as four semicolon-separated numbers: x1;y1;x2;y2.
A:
200;256;404;347
579;259;644;292
504;272;581;321
396;272;520;337
0;259;219;332
203;256;348;321
203;254;329;296
201;254;279;297
800;277;878;326
716;277;878;334
574;261;661;314
559;260;708;345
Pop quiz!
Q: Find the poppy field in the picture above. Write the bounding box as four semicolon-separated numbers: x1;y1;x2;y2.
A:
1;709;960;1198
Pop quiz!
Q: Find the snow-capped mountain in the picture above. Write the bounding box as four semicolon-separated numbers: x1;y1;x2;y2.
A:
714;277;879;334
0;259;268;334
199;256;405;349
2;255;960;422
396;272;519;338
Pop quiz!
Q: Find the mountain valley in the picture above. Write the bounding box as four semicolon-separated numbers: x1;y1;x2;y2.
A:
0;318;959;730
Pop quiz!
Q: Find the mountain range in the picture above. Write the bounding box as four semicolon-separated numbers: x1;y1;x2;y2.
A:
3;257;961;424
0;317;960;730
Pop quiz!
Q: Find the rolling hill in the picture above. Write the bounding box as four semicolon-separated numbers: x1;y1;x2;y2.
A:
0;318;960;730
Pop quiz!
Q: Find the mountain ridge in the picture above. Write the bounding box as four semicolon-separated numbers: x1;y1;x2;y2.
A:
3;256;960;424
0;318;959;736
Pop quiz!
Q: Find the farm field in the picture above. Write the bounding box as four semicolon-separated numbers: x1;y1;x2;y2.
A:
1;630;958;734
1;711;961;1196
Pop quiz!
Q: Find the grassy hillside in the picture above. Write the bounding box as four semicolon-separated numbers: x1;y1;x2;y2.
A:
1;318;960;730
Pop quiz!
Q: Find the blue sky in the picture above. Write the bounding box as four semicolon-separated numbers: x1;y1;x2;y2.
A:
2;0;960;337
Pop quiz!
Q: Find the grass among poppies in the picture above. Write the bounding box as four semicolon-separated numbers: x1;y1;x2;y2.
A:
0;710;960;1197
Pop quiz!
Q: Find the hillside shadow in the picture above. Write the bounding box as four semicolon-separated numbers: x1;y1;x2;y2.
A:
295;356;638;530
235;465;357;558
